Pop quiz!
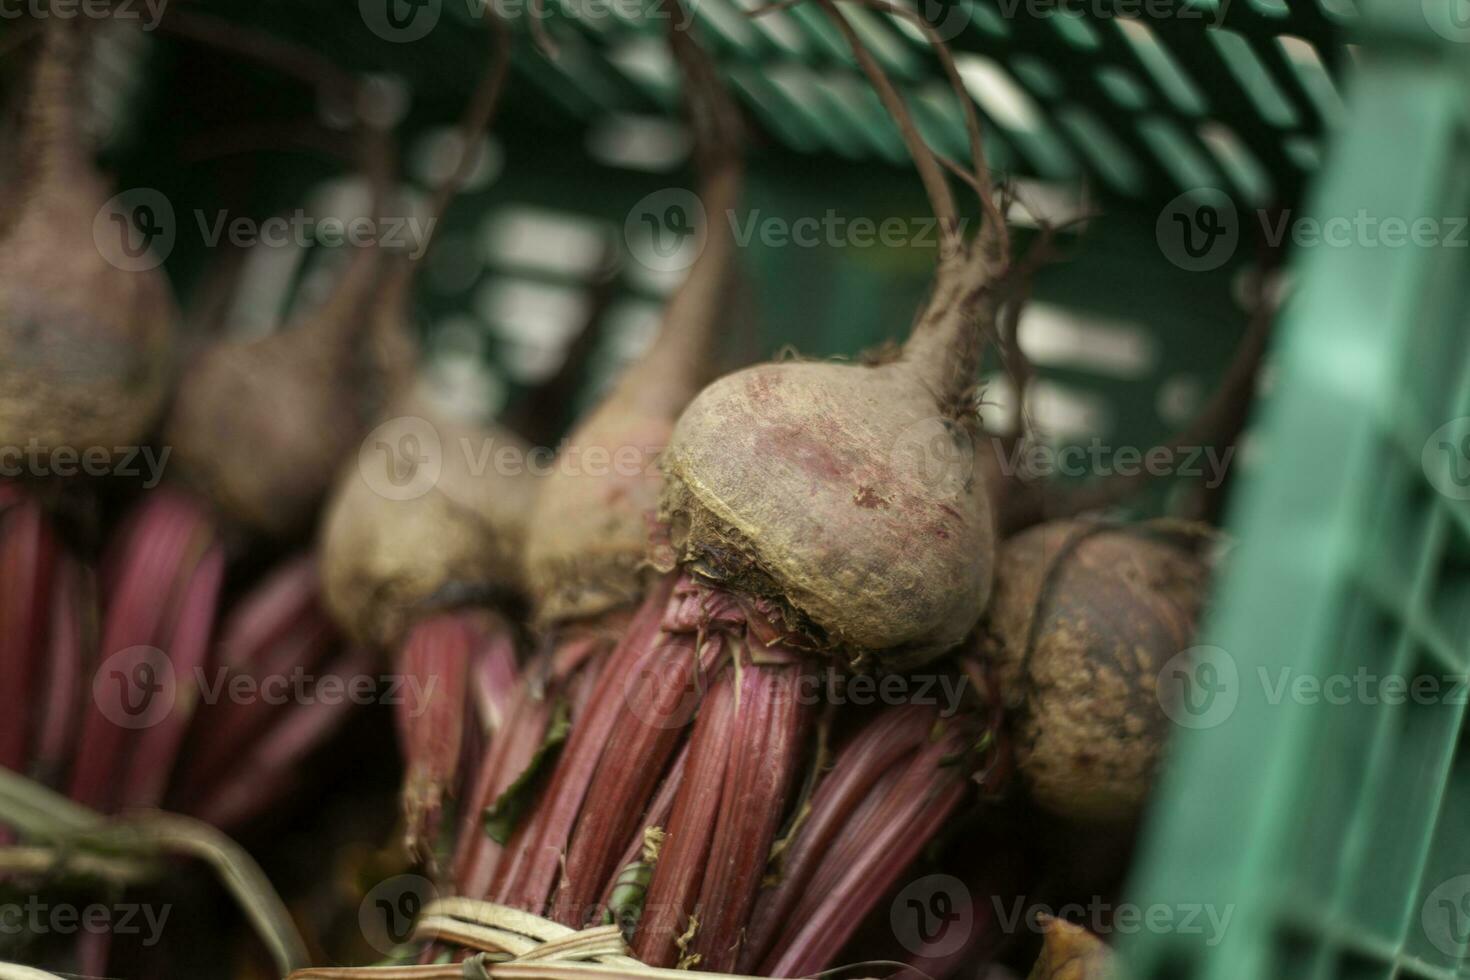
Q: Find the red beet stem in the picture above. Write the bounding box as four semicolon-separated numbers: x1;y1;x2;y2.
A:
686;661;809;971
631;670;736;964
190;644;378;829
490;575;675;912
471;621;522;737
739;703;936;969
399;613;476;862
217;554;322;668
21;14;86;187
597;739;691;911
551;627;726;926
68;492;212;811
0;497;55;771
761;733;970;977
33;555;90;789
452;670;555;898
173;603;337;791
120;541;226;808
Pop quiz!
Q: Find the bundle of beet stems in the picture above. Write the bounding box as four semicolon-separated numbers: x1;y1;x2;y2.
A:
289;3;1017;978
0;14;349;827
0;11;412;974
443;5;747;920
316;13;534;867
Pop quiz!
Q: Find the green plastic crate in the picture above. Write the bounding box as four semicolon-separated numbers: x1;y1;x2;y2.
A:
1119;12;1470;980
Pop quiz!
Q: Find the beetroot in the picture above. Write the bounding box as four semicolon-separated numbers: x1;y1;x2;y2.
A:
0;18;176;458
443;5;1014;974
600;4;1010;963
444;3;742;910
988;521;1210;822
315;19;533;862
658;0;1006;670
164;123;395;538
319;398;535;650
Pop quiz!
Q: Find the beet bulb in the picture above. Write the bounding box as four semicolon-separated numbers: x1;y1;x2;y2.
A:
163;123;395;538
0;17;176;459
988;520;1211;822
659;51;1004;670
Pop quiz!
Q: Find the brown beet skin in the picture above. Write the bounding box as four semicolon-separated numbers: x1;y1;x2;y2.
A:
0;21;175;458
660;352;995;668
988;520;1209;822
318;398;536;649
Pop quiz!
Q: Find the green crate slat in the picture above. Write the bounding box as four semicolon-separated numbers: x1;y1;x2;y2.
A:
1118;36;1470;980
